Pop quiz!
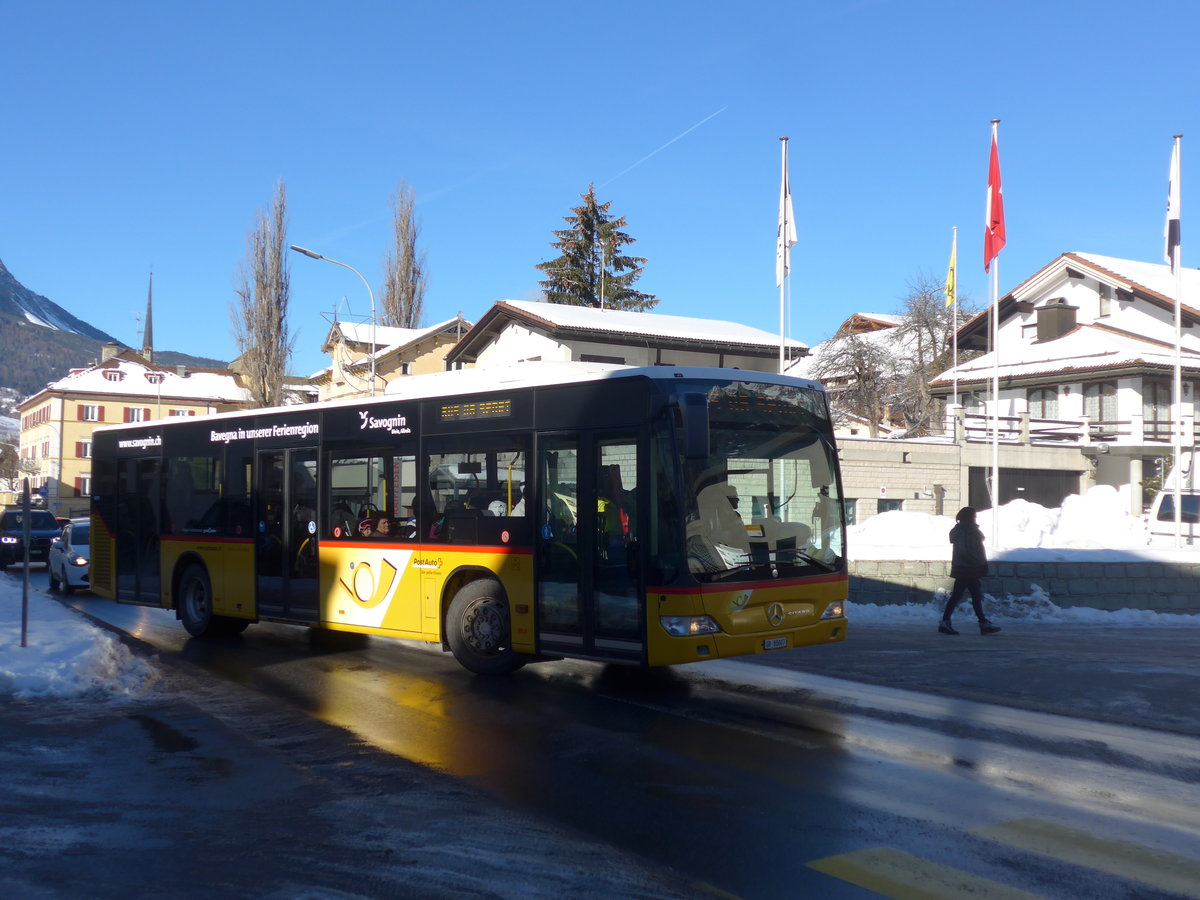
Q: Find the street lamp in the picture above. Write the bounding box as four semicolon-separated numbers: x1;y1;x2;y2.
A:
289;244;378;396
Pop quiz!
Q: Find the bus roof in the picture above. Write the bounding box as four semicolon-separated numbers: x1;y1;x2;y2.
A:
93;362;824;434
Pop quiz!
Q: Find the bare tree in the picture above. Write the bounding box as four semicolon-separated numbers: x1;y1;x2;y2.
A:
891;273;981;434
231;180;294;409
380;181;427;329
810;273;982;437
811;331;901;438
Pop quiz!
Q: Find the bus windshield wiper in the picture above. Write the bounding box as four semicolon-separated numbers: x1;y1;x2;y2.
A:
776;548;838;572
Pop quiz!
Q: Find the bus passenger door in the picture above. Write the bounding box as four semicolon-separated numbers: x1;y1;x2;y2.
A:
255;449;320;621
591;436;644;661
115;457;161;605
535;432;644;663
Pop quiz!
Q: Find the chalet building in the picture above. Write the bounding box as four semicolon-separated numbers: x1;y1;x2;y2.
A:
783;255;1200;525
444;300;806;371
311;315;471;401
17;345;250;516
930;252;1200;516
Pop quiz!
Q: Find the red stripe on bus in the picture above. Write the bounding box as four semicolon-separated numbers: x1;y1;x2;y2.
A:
161;535;255;545
328;540;533;555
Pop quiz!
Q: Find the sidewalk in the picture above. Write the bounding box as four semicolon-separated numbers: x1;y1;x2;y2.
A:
743;618;1200;737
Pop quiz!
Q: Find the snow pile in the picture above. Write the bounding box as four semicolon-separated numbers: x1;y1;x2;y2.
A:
849;485;1155;559
0;581;160;699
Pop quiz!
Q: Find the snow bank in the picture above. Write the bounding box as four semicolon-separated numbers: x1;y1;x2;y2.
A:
851;583;1200;626
0;580;160;699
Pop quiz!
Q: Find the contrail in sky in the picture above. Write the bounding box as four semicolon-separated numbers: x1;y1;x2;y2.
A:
601;105;729;187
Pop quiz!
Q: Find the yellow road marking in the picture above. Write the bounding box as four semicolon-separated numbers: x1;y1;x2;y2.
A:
808;846;1041;900
977;817;1200;899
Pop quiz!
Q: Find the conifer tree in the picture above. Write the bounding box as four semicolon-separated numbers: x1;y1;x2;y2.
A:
536;185;656;310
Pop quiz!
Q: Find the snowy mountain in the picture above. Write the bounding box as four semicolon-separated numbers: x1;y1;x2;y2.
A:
0;258;225;403
0;258;118;344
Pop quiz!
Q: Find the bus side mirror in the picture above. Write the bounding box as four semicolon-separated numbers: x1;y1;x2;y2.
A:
677;393;709;460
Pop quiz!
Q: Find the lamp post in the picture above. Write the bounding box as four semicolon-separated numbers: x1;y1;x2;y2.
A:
289;245;378;396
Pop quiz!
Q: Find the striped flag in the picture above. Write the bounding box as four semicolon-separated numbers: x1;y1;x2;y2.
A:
1165;136;1181;268
944;229;957;307
776;140;798;288
984;123;1006;273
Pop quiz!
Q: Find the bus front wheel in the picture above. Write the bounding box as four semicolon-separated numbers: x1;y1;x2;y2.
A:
446;580;525;675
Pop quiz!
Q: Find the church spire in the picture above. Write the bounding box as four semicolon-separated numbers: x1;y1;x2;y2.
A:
142;271;154;362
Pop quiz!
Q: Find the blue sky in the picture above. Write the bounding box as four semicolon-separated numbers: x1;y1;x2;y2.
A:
2;0;1196;377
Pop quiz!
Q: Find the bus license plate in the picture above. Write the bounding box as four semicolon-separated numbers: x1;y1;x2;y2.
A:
763;637;788;651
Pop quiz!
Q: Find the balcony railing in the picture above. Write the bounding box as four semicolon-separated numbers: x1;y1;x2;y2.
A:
947;410;1198;448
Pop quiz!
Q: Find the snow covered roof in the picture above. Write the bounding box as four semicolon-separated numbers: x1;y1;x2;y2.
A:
316;317;471;375
931;321;1200;387
19;352;250;408
321;321;420;353
787;319;916;381
959;252;1200;349
1059;253;1200;308
843;312;902;332
451;299;805;362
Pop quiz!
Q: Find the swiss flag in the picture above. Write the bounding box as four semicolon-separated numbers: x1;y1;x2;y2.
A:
984;126;1006;273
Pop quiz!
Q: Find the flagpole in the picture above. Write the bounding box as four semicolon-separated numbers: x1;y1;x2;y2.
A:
1168;134;1184;547
985;118;1004;546
949;226;959;405
992;257;1000;543
779;137;789;374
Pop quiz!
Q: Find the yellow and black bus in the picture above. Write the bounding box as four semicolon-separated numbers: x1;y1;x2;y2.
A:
90;363;847;673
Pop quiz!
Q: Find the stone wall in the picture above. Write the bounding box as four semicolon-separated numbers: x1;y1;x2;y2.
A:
849;558;1200;614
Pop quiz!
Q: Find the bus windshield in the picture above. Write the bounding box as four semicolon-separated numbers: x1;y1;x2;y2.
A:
679;380;844;582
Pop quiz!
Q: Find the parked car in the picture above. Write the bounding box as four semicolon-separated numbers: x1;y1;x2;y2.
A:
0;508;63;570
48;518;91;594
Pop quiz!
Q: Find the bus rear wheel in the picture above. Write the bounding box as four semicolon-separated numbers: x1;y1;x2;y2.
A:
178;564;252;637
446;580;525;675
179;564;217;637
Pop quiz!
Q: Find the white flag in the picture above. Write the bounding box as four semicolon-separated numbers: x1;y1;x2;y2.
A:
776;141;798;288
1165;137;1181;267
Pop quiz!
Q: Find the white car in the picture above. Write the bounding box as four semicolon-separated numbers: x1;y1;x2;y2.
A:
48;518;90;595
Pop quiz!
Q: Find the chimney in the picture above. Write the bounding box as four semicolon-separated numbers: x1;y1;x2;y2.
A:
1036;298;1077;341
101;341;121;362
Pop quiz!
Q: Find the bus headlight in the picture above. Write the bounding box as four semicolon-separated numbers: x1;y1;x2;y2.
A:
660;615;721;636
821;601;845;619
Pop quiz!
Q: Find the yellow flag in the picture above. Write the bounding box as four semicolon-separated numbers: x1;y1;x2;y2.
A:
944;230;957;307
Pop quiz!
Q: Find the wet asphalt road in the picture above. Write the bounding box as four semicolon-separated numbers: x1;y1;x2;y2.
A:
6;572;1200;899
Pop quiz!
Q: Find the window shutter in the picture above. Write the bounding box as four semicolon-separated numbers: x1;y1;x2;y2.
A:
97;406;105;422
74;477;84;497
75;441;84;458
144;407;152;420
124;407;131;423
78;405;86;421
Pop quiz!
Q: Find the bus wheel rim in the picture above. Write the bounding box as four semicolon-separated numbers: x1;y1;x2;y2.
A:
463;599;504;654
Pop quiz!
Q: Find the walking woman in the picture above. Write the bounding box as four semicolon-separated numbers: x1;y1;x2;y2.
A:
940;507;1001;635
